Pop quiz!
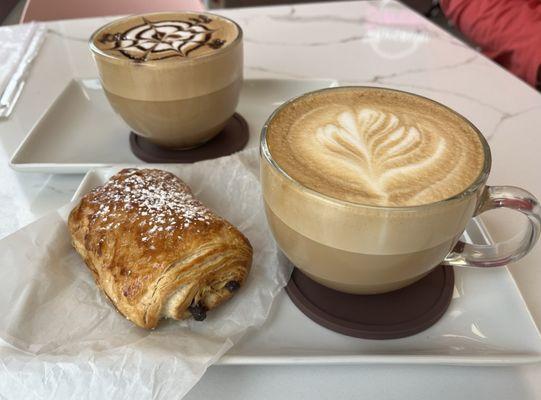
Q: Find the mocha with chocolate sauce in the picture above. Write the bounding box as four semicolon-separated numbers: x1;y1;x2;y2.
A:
98;15;228;62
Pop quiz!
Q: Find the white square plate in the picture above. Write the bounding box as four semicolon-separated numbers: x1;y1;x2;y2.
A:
10;78;338;174
73;166;541;366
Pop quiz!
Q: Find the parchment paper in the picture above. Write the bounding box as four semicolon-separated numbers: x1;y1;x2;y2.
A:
0;148;291;399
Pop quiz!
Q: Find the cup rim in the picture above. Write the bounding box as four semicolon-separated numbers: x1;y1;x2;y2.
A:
260;85;492;211
88;10;243;65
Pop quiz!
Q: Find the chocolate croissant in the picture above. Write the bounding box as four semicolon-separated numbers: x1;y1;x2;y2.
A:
68;168;252;329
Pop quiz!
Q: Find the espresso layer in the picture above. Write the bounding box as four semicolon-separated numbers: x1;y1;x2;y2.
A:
265;203;454;293
104;78;241;147
266;87;485;207
92;12;239;62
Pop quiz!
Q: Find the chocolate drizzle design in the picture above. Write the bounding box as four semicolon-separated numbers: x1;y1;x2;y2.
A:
99;15;227;61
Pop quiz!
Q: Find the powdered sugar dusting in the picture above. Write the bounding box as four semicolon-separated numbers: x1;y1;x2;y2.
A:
87;168;214;243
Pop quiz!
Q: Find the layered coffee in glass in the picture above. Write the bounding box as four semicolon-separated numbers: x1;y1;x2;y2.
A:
261;86;540;294
90;12;243;148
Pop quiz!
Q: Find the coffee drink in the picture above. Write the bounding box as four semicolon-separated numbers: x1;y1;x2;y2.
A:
261;87;489;294
266;88;485;207
90;12;243;148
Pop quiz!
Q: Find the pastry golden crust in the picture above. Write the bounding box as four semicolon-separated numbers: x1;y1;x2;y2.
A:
68;168;252;329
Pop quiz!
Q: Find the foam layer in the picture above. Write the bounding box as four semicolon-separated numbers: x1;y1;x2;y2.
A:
266;87;486;207
93;12;239;62
90;12;243;101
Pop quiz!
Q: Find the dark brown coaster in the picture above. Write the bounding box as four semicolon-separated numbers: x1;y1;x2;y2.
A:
286;265;454;340
129;113;249;163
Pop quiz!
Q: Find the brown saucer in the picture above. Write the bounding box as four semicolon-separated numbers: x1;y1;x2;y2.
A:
286;265;454;340
129;113;249;163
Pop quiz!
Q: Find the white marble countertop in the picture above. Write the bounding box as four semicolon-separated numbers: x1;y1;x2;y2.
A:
1;1;541;398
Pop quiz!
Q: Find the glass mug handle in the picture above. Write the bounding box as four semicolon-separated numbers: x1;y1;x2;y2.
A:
444;186;541;268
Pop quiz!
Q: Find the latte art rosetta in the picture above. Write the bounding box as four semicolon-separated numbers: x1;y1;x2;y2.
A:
315;108;445;200
99;16;226;61
266;89;485;207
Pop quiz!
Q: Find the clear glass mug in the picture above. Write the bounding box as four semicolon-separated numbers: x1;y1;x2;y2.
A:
89;11;243;149
260;87;541;294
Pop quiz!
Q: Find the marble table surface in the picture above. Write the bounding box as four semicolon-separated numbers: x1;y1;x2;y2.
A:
1;1;541;398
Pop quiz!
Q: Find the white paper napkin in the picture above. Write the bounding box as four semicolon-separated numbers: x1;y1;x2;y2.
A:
0;148;291;399
0;22;46;119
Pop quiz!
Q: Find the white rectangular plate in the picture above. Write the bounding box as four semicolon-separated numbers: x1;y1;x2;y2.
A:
73;167;541;366
10;78;338;174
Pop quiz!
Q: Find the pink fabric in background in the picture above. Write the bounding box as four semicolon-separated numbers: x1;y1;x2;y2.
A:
441;0;541;88
20;0;205;23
